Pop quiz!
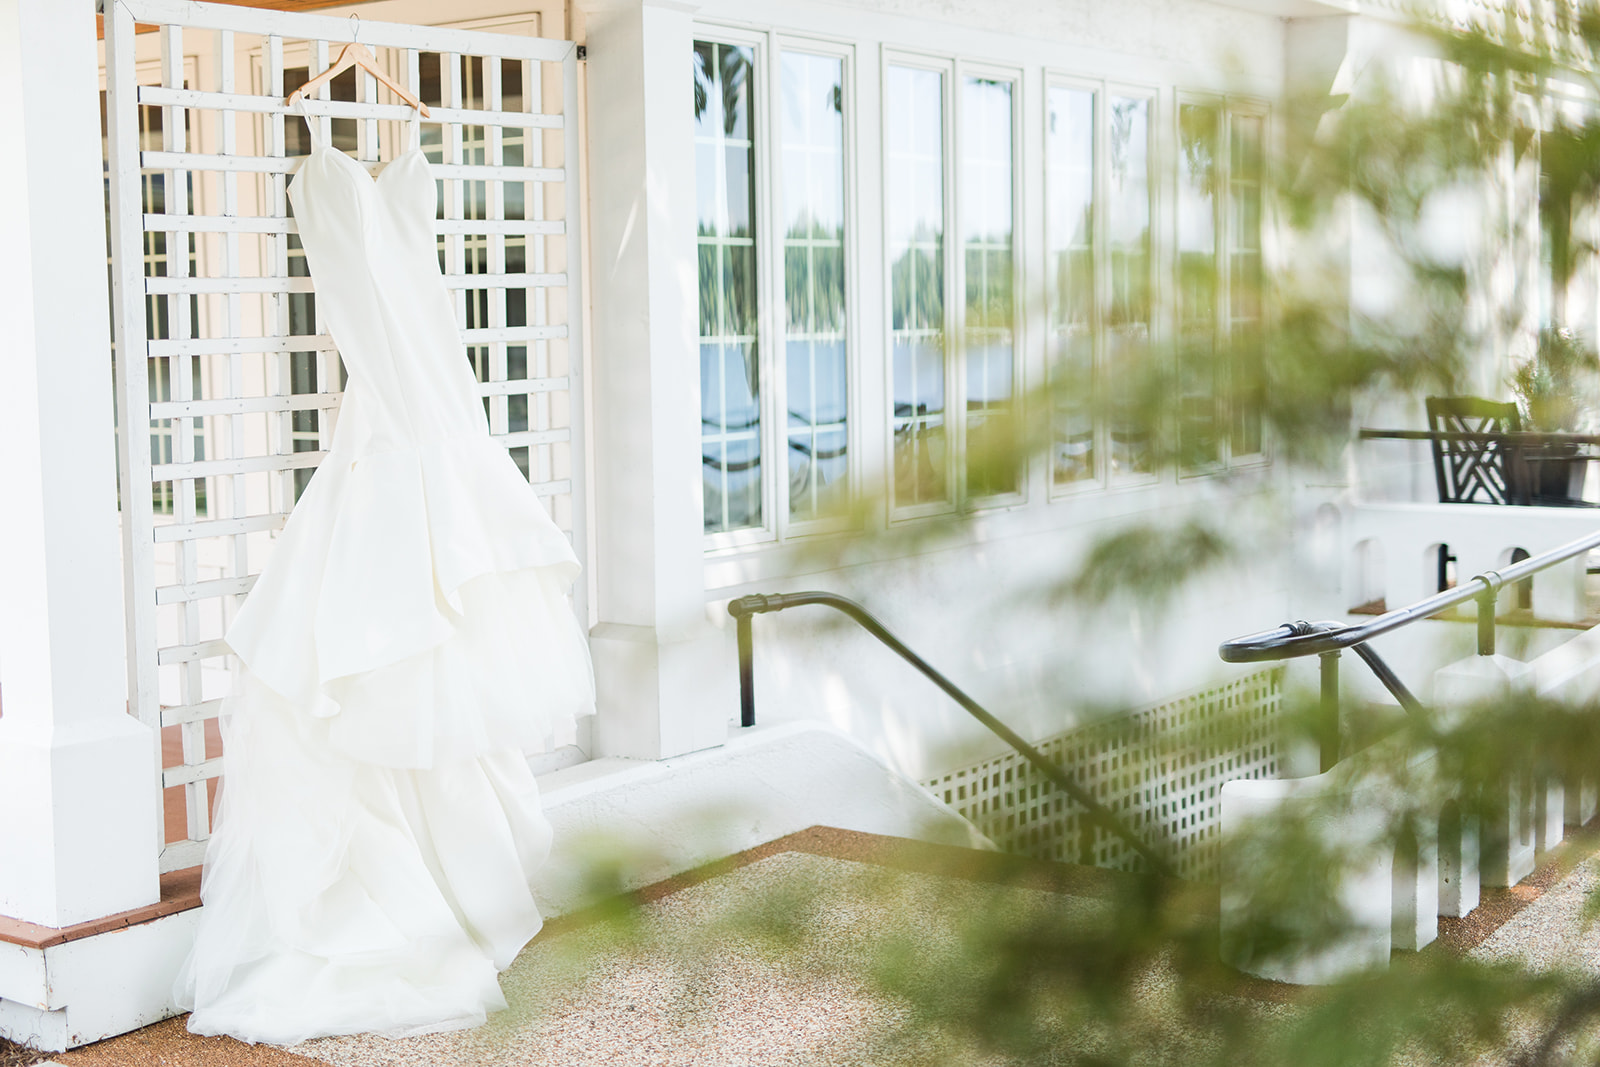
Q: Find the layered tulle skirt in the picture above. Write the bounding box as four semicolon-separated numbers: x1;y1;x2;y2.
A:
174;431;594;1045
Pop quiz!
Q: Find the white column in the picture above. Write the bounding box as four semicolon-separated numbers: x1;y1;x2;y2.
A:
581;0;731;759
0;0;159;926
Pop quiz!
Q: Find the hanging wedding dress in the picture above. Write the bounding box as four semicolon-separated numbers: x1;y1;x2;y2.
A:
174;113;595;1045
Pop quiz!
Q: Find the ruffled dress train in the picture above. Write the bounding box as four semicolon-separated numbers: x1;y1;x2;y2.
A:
173;117;594;1045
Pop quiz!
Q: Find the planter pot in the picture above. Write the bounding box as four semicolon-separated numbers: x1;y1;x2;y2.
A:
1515;440;1588;505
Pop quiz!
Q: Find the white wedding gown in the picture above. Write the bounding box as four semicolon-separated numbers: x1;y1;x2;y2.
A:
174;115;595;1045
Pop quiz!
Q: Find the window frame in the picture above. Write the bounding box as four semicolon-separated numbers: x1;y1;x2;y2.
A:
1047;75;1162;493
1044;72;1108;498
770;33;862;542
696;26;778;551
880;49;1026;523
698;25;863;553
1221;95;1271;470
881;48;958;523
953;57;1027;510
692;23;1278;559
1174;88;1227;480
1172;91;1272;477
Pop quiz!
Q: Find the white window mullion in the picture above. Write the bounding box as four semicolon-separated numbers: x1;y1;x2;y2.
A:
754;35;781;544
1094;79;1111;488
768;35;793;542
948;59;967;505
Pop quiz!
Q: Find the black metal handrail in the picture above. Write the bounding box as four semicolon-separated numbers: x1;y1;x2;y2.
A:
728;591;1174;875
1220;526;1600;768
1359;427;1600;508
1359;428;1600;446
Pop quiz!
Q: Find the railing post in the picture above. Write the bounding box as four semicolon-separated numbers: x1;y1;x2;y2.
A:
1478;588;1497;657
736;610;755;728
1319;650;1341;772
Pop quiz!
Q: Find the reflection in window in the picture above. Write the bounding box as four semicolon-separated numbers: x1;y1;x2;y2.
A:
1178;101;1220;471
1047;86;1095;486
781;52;848;522
1230;113;1265;457
888;65;947;508
962;77;1016;497
695;41;762;533
1108;95;1151;477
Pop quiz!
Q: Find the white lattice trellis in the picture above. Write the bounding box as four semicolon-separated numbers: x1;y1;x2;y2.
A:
927;670;1284;880
103;0;587;873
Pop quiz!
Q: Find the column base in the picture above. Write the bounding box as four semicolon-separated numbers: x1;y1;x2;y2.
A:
0;716;159;927
589;623;735;760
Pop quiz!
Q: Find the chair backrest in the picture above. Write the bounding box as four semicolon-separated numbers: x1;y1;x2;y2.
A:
1425;396;1521;504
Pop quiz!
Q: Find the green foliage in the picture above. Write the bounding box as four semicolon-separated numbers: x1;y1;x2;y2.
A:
672;6;1600;1064
1512;327;1600;431
1063;520;1235;609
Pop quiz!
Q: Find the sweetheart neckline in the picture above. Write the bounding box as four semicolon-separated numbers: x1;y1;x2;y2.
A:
288;145;428;197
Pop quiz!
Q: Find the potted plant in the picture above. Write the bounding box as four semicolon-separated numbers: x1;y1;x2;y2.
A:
1509;326;1600;503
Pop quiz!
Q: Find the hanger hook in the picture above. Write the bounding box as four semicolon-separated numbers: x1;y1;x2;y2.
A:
349;12;361;44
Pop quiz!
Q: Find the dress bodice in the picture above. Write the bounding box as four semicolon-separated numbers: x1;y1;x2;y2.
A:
287;118;486;454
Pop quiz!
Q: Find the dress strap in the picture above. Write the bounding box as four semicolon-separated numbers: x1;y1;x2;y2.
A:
298;102;325;152
407;111;422;153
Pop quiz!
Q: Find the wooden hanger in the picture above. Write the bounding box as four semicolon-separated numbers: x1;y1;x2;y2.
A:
286;21;431;117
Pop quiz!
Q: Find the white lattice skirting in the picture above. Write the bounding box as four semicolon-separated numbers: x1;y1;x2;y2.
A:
925;669;1284;880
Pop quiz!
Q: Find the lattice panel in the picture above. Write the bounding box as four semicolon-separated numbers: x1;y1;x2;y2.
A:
926;670;1284;880
103;0;586;873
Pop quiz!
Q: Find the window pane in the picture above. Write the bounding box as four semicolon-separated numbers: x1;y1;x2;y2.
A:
962;77;1016;497
1230;113;1265;457
1108;95;1151;477
781;52;849;522
888;65;947;507
1179;102;1221;472
1047;85;1095;486
695;41;762;533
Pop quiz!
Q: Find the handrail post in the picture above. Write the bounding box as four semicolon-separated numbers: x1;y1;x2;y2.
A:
1477;588;1497;657
736;611;755;728
1319;650;1340;772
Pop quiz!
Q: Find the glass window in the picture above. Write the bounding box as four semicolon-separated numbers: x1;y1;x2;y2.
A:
1107;95;1152;478
887;65;948;508
962;77;1016;497
1178;101;1221;472
695;41;763;534
1047;85;1096;487
780;51;849;523
1229;112;1265;457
